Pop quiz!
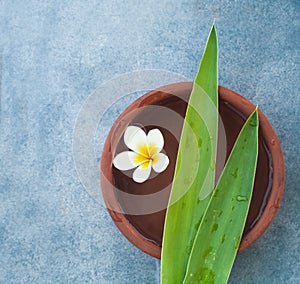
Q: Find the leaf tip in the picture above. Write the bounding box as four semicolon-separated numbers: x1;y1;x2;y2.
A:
212;19;217;29
248;107;259;128
210;21;217;39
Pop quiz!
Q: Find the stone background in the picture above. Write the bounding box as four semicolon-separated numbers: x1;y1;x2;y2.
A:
0;0;299;283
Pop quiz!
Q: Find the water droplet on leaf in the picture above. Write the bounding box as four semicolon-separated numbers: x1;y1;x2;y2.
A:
236;195;248;201
249;120;257;127
211;223;218;232
230;168;238;178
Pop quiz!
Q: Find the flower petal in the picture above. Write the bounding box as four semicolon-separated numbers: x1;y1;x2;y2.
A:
132;161;152;183
113;151;139;170
124;126;147;154
147;128;164;153
152;153;169;173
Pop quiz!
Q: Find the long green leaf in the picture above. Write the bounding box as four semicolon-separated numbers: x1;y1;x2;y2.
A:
161;24;218;283
183;109;259;284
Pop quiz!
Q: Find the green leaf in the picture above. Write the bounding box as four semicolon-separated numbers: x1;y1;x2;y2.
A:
183;109;259;284
161;24;218;283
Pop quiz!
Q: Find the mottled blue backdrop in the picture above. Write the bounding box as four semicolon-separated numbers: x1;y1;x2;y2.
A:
0;0;299;283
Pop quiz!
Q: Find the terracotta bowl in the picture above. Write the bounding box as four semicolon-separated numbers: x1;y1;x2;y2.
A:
100;82;284;259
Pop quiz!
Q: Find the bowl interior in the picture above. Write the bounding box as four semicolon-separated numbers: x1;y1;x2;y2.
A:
100;82;284;259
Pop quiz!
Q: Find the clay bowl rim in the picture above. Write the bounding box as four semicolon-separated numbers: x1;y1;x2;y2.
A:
100;82;285;259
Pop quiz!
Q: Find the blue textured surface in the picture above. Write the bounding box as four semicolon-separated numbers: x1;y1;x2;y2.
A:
1;0;299;283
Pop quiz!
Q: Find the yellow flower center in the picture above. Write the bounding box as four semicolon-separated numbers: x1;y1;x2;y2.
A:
134;143;159;168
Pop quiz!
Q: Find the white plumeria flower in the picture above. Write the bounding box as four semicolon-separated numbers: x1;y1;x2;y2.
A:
113;126;170;183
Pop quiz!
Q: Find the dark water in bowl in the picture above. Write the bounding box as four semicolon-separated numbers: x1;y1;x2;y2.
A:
112;92;272;246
